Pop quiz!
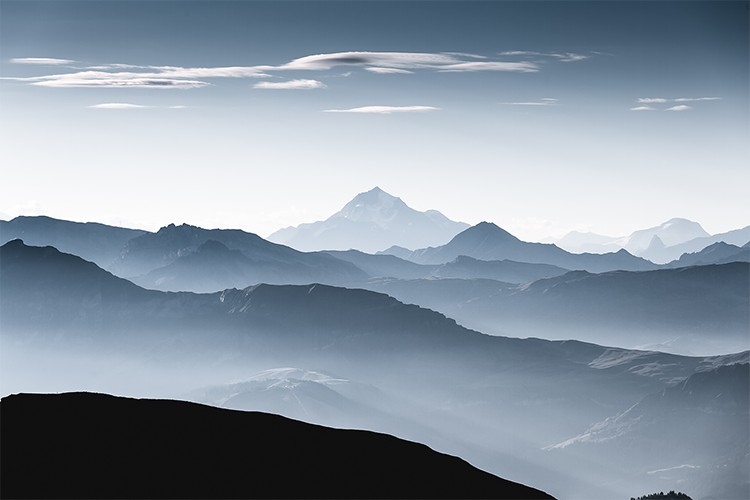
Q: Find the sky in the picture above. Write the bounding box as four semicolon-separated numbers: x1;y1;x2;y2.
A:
1;0;748;242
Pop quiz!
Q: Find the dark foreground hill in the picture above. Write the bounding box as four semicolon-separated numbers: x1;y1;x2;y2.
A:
0;392;552;499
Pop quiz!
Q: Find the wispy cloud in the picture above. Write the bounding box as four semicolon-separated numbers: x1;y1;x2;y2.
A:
498;51;589;62
633;96;719;112
324;105;439;114
5;49;581;91
500;98;558;106
253;79;325;90
10;57;75;65
639;96;721;103
89;103;149;109
674;96;721;102
278;51;538;73
365;67;414;74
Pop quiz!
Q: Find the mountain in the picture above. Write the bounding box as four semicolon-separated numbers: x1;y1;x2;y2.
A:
403;222;657;272
0;392;553;499
432;255;569;283
366;263;750;355
624;218;709;254
643;225;750;264
267;187;469;253
323;249;434;279
108;223;367;289
554;219;710;256
667;241;750;268
0;215;146;268
554;230;619;254
3;239;745;499
549;363;749;500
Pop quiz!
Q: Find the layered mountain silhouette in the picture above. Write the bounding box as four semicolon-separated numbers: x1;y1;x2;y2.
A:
366;263;750;354
109;223;367;290
0;392;553;499
550;363;749;500
554;218;710;256
666;241;750;268
268;187;469;253
0;215;146;268
395;222;657;272
3;239;747;498
324;249;569;283
643;225;750;264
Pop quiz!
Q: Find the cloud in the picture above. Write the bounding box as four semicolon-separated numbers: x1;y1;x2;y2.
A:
324;105;439;114
5;49;579;91
630;106;656;111
278;51;538;73
500;98;558;106
665;105;692;112
253;79;326;90
15;70;211;89
673;96;722;102
89;103;149;109
438;61;537;72
639;96;721;103
168;105;187;109
10;57;75;65
365;67;414;74
498;51;589;62
638;97;669;103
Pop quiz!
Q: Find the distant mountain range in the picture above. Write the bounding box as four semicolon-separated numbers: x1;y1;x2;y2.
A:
4;239;746;498
389;222;658;273
366;263;750;355
267;187;469;253
555;218;750;264
0;392;552;499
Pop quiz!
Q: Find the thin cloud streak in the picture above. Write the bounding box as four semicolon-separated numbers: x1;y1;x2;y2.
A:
324;105;439;114
253;79;325;90
498;50;590;62
89;103;149;109
365;67;414;74
10;57;75;65
630;106;656;111
500;98;558;106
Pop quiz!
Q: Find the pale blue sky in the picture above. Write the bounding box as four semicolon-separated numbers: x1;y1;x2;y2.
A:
1;1;747;241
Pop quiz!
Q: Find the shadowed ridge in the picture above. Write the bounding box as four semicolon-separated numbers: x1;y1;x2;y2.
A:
0;392;555;499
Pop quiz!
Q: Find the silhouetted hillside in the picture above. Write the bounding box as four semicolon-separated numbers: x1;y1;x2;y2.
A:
0;392;553;499
109;223;367;288
0;215;146;268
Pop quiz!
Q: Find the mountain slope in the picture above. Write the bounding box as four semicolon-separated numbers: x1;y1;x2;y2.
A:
667;241;750;268
405;222;657;272
549;363;749;500
108;223;367;288
645;225;750;264
268;187;469;253
366;264;750;354
0;392;552;499
0;215;146;268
